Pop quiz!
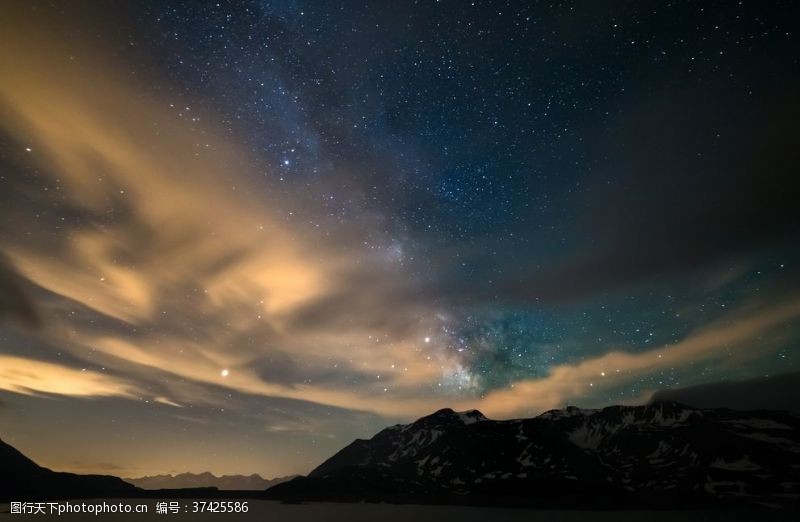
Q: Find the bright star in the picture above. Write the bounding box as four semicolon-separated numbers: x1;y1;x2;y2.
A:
221;369;230;377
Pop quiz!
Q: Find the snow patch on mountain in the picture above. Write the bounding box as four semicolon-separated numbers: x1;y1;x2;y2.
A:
711;457;761;471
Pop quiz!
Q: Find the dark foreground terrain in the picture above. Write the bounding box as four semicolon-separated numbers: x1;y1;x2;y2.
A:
1;500;798;522
3;402;800;510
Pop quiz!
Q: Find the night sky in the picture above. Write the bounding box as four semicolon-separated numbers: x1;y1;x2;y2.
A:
1;1;799;478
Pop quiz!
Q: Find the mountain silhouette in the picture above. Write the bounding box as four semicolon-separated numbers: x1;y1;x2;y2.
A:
126;471;296;490
0;437;139;501
265;403;800;508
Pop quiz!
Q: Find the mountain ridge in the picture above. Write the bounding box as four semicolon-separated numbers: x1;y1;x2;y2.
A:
0;437;276;500
126;471;297;490
0;437;140;501
265;402;800;508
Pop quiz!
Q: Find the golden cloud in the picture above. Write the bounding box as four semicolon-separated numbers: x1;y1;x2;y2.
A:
2;13;798;423
470;299;800;418
0;18;458;413
0;355;138;399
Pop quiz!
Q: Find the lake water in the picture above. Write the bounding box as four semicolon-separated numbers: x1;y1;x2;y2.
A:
0;500;795;521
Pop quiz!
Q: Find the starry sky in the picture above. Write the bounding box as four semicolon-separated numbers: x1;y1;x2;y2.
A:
1;0;799;478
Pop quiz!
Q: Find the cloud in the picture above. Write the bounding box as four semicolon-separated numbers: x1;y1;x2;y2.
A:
468;298;800;418
62;460;141;477
650;371;800;413
0;355;138;399
0;17;466;416
2;7;796;426
153;396;184;408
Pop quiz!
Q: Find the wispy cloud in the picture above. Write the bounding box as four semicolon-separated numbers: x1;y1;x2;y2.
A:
470;299;800;418
0;355;138;399
1;11;797;425
0;21;461;415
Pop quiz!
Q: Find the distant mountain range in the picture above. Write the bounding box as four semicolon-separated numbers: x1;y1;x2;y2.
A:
126;472;296;490
0;437;139;501
264;402;800;508
0;437;284;500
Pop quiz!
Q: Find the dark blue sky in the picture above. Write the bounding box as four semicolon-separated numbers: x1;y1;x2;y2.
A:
0;0;799;476
134;0;800;393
